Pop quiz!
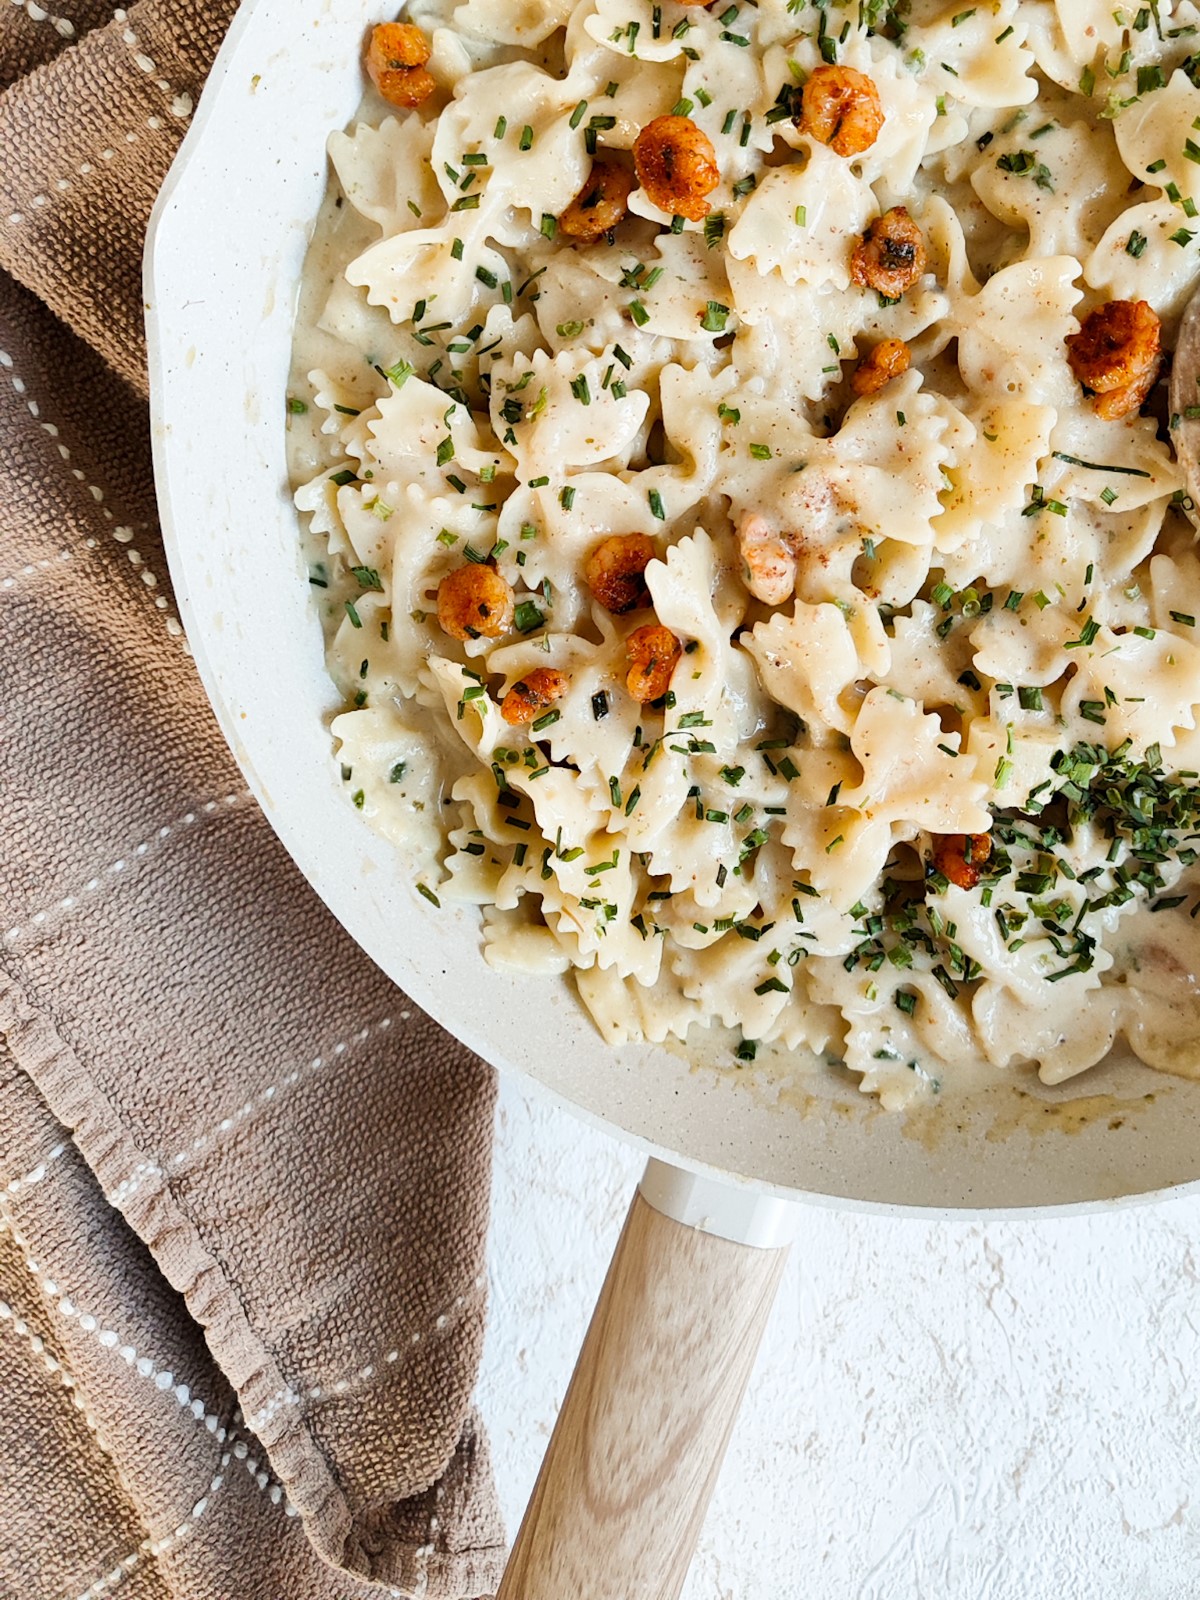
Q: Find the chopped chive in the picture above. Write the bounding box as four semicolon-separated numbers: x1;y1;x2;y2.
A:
514;600;544;633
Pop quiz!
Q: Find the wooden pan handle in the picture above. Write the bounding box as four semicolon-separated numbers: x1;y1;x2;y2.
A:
496;1168;791;1600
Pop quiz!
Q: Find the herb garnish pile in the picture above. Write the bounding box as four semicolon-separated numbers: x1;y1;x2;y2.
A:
846;740;1200;1004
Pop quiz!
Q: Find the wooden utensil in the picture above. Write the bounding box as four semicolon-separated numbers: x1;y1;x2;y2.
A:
496;1161;796;1600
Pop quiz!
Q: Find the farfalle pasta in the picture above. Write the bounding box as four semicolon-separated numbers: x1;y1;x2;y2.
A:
289;0;1200;1107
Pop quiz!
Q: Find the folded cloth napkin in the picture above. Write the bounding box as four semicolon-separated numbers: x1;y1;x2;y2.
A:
0;4;506;1596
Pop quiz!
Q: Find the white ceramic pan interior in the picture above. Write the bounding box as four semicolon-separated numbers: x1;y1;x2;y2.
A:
146;0;1200;1215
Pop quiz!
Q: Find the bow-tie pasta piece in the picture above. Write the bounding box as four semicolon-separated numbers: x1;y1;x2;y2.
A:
935;398;1056;552
971;121;1127;262
643;530;746;732
1085;198;1200;332
909;0;1037;108
329;115;441;233
485;620;639;782
783;688;988;909
742;603;861;741
843;687;990;836
452;0;575;47
952;254;1082;408
331;704;448;863
973;982;1120;1084
818;369;964;548
367;376;506;485
1114;69;1200;204
583;0;699;63
491;346;650;478
347;224;510;329
432;60;591;223
1041;407;1181;513
1062;626;1200;752
886;600;985;713
726;265;864;402
728;143;877;291
575;964;703;1046
540;231;734;349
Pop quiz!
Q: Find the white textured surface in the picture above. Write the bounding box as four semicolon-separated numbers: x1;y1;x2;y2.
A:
478;1075;1200;1598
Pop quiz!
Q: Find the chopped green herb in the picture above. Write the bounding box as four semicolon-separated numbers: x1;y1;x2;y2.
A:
514;600;545;633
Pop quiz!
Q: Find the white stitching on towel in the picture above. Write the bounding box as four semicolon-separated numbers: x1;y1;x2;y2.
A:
1;1214;293;1513
2;1141;67;1196
245;1281;476;1433
0;347;184;637
111;8;194;117
2;791;252;946
5;116;168;219
2;1212;231;1439
8;0;75;39
71;1454;235;1599
106;1019;395;1208
0;1292;100;1433
0;549;73;589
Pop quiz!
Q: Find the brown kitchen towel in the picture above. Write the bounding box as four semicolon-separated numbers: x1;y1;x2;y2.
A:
0;4;507;1598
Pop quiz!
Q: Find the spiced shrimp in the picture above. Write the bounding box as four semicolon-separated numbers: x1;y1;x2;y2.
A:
737;513;798;607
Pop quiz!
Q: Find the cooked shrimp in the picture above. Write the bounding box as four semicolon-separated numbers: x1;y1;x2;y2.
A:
625;623;682;702
738;513;796;607
366;22;435;108
851;337;911;396
437;563;514;640
797;65;884;158
585;533;656;614
932;832;992;890
559;159;635;243
850;208;926;299
501;668;569;725
1066;299;1161;419
633;115;720;222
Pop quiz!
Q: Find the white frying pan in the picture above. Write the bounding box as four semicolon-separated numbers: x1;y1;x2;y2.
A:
145;2;1200;1591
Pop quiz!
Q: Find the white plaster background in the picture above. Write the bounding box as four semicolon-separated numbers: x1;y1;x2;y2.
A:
477;1075;1200;1599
